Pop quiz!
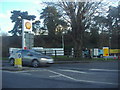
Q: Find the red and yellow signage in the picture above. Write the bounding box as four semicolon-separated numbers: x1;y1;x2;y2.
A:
103;47;109;56
110;49;120;54
25;22;32;29
23;19;32;32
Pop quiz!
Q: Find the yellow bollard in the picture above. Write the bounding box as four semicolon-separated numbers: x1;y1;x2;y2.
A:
14;53;22;68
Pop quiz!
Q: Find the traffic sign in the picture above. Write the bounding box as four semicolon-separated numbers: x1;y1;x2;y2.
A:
15;53;22;68
18;53;22;58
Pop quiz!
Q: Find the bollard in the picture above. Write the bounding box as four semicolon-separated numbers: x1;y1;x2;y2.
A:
113;54;117;59
118;56;120;60
14;53;22;68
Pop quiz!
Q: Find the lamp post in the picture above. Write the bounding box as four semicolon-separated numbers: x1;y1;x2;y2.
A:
109;36;111;56
62;31;65;50
109;36;111;48
56;25;65;53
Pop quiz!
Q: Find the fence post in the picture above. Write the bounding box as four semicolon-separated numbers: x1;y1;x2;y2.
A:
72;48;74;57
55;50;57;57
67;50;69;57
44;50;46;55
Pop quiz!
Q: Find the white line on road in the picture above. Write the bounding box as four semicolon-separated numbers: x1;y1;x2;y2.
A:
46;69;78;81
58;69;88;74
49;75;62;78
46;69;118;85
90;69;119;72
57;67;119;72
3;71;32;75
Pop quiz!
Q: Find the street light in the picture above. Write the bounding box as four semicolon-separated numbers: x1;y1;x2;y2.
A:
109;36;111;49
62;31;65;50
56;25;65;52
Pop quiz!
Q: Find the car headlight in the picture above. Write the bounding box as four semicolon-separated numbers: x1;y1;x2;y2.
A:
41;58;48;60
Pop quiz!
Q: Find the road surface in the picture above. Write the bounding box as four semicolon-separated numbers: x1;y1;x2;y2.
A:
2;61;119;88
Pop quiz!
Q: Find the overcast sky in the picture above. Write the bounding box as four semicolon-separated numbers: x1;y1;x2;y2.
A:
0;0;119;35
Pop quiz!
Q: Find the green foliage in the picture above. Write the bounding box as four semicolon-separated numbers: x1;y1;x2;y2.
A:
40;6;67;37
54;1;104;57
9;10;36;36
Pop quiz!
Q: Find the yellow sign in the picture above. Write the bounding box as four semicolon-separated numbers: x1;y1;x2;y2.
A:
103;47;109;56
25;22;31;29
23;19;32;32
15;53;22;67
15;58;22;65
110;49;120;53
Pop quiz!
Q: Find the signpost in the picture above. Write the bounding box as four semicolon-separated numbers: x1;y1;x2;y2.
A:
18;19;33;68
25;33;34;49
22;19;33;49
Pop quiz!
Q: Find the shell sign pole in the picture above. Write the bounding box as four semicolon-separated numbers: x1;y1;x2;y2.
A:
22;19;32;49
103;47;109;56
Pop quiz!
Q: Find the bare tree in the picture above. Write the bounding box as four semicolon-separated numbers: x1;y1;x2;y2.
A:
52;0;103;57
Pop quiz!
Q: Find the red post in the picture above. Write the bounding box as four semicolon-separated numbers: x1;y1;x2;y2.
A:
118;56;120;60
24;47;27;50
113;54;117;59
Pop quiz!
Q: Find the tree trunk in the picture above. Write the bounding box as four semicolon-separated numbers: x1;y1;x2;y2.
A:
74;39;83;58
72;26;84;58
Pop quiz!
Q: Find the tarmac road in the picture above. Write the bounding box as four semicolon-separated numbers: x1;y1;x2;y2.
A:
2;60;119;88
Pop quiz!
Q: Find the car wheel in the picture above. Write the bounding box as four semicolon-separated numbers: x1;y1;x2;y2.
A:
32;60;39;68
10;59;14;66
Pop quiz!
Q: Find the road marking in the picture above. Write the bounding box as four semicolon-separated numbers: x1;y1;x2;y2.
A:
2;71;31;75
57;67;89;71
49;75;62;78
46;69;78;81
46;69;118;85
90;69;119;72
20;73;31;75
14;71;29;73
57;67;119;72
58;69;88;74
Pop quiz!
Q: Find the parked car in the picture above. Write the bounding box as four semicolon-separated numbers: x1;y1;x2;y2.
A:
9;49;54;67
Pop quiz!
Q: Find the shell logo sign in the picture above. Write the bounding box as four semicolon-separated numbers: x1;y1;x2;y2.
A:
25;22;32;29
23;19;32;32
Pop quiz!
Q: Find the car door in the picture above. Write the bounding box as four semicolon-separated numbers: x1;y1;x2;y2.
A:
22;50;32;65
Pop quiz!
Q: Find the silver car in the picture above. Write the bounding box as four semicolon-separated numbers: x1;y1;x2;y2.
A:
9;50;54;67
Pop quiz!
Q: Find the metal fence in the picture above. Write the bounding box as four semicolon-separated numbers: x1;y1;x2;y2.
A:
37;50;86;58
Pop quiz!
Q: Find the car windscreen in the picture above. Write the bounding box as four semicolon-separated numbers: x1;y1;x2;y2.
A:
29;50;42;55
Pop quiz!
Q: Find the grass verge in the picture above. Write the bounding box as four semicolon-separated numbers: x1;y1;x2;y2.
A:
52;56;117;61
1;57;8;60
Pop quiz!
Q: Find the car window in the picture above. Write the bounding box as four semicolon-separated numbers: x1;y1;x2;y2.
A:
29;50;42;55
16;50;22;53
22;50;29;55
